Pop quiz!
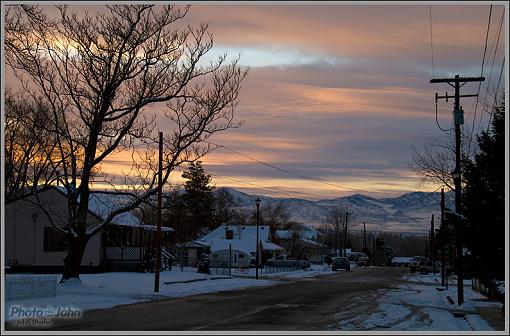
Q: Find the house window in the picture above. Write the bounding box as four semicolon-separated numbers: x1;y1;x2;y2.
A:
43;227;67;252
225;229;233;239
238;254;244;258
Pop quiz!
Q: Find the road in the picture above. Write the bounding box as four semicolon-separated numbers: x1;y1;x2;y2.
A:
10;267;407;331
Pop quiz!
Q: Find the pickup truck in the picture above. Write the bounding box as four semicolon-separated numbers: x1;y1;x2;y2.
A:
266;255;311;270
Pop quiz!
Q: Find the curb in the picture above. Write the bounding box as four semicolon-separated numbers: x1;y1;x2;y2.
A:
164;276;231;285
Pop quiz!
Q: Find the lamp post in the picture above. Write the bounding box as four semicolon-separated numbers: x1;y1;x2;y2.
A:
255;198;261;280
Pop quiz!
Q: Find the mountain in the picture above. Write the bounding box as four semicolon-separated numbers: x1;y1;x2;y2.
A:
216;187;455;234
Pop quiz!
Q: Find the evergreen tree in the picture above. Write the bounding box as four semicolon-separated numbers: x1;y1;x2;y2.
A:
181;161;215;236
462;97;505;282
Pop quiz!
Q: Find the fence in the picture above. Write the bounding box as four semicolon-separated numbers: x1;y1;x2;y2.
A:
207;264;305;276
263;264;303;274
5;274;58;301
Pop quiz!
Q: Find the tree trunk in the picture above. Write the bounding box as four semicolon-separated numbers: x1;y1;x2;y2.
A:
61;236;89;282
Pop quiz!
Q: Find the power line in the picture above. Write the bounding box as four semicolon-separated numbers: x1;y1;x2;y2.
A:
479;9;504;131
429;5;436;79
467;5;492;154
210;173;327;200
487;56;505;131
206;141;394;195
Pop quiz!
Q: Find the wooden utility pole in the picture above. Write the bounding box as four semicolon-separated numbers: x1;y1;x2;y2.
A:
440;188;446;287
372;235;376;266
343;212;349;257
430;75;484;306
363;222;367;253
154;131;163;292
431;214;435;274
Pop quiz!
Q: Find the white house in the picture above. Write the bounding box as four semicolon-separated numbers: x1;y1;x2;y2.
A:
275;224;322;262
187;224;284;267
5;186;174;273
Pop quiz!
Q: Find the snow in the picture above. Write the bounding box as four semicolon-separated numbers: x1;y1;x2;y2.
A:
6;268;502;332
5;264;338;322
5;269;274;321
331;272;503;331
231;263;337;278
197;224;283;253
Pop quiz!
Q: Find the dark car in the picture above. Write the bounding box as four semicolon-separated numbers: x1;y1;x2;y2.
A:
332;257;351;271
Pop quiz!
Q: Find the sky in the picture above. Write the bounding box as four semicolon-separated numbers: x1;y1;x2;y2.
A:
6;2;507;200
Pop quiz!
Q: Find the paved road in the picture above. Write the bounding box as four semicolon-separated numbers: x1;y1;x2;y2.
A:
9;267;407;331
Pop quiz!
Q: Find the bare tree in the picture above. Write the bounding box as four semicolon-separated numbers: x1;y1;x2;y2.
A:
410;123;481;191
213;188;238;226
4;91;62;199
5;4;248;280
327;205;348;255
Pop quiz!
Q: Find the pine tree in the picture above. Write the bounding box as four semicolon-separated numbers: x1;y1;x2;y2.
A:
463;96;505;282
181;161;215;236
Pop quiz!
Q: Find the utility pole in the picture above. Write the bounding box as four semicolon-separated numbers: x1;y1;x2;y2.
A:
154;131;163;292
431;214;435;274
372;235;376;266
343;212;349;257
440;188;446;287
430;75;484;306
363;222;367;254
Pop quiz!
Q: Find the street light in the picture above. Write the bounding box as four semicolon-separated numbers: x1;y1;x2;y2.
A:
255;198;261;280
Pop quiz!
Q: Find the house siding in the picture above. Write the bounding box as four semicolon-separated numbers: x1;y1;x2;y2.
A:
4;188;102;267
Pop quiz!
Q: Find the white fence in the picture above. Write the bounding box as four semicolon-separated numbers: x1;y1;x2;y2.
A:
5;275;58;301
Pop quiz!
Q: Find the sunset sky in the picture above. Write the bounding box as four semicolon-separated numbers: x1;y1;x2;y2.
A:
9;3;507;200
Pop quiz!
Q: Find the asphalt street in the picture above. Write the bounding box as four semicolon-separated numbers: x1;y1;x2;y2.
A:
9;266;407;331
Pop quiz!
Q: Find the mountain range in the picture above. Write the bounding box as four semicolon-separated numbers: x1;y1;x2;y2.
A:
217;187;455;235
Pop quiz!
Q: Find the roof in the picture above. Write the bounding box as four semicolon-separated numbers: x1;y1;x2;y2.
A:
275;227;317;241
12;186;173;232
392;257;413;263
200;224;271;241
196;224;283;253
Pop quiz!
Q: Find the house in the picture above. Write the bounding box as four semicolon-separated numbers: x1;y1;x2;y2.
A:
185;224;284;267
391;256;412;267
275;224;322;262
4;187;174;273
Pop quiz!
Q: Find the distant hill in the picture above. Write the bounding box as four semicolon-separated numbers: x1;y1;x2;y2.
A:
215;187;455;234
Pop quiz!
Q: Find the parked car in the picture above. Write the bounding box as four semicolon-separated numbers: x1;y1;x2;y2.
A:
410;256;428;273
332;257;351;271
357;256;369;267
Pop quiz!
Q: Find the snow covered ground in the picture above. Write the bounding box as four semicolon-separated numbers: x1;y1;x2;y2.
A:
330;272;503;331
5;264;337;322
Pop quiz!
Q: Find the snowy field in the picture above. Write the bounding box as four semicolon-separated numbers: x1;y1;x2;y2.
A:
329;272;503;331
5;264;336;322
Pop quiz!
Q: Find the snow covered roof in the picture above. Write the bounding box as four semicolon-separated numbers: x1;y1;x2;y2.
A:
200;224;270;241
392;257;413;263
276;230;291;239
196;224;283;253
54;186;173;232
275;229;320;246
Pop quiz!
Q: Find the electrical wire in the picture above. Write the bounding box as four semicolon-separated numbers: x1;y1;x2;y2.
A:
435;99;453;132
487;56;505;131
467;5;492;154
209;173;327;200
478;9;504;134
206;141;395;195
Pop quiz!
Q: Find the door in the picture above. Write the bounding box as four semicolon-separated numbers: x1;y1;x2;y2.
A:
233;252;239;267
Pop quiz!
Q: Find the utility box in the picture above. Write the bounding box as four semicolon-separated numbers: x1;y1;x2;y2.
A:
453;109;464;125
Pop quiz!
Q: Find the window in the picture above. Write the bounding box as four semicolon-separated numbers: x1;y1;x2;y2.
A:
239;254;244;258
225;229;233;239
43;227;68;252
